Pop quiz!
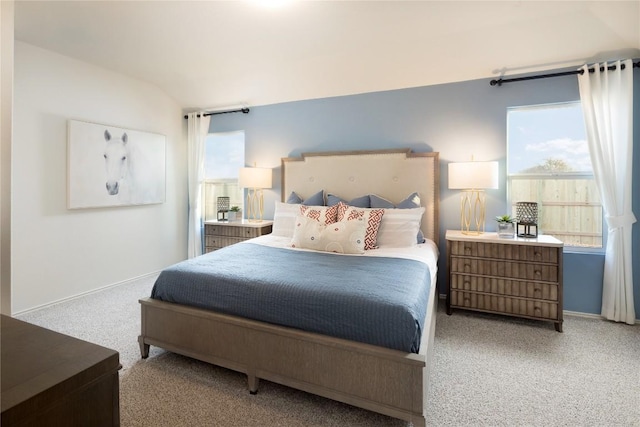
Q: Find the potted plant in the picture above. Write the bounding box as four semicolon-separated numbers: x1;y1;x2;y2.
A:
495;214;515;238
228;206;241;222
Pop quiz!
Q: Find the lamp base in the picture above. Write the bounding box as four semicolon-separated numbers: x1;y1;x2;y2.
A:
245;188;264;222
460;189;486;235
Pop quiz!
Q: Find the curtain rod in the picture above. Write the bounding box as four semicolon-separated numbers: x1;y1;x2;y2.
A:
183;107;250;119
490;60;640;87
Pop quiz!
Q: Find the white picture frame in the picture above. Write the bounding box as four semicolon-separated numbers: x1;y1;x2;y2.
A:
67;120;166;209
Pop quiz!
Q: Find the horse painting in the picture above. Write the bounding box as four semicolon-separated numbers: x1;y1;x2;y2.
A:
67;120;166;209
100;128;164;205
103;129;130;196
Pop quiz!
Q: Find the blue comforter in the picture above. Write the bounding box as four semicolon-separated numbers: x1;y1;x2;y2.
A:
151;242;432;353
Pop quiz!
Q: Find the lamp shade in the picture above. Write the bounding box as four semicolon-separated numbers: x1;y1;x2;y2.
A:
238;167;272;189
448;161;499;190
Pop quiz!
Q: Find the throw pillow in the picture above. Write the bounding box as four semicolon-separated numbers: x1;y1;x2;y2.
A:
290;215;366;254
337;203;385;250
326;193;370;208
375;207;425;248
300;204;339;225
370;192;425;243
272;201;301;238
286;190;325;206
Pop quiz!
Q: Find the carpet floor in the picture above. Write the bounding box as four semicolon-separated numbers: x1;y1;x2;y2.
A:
16;274;640;426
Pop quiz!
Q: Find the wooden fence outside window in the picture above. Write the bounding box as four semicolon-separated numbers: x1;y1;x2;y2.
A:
202;180;243;222
510;177;602;248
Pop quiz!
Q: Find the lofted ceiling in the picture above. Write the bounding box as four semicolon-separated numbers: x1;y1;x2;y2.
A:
14;0;640;111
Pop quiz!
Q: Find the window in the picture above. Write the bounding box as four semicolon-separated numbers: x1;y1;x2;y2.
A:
203;131;245;221
507;102;602;249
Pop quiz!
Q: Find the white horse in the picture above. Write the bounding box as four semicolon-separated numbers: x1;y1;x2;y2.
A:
102;129;162;205
103;129;132;197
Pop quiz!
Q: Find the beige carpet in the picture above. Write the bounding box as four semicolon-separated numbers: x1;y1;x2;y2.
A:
121;351;407;426
17;274;640;426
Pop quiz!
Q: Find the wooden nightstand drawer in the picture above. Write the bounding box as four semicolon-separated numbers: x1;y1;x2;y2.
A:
242;227;264;238
205;225;266;238
450;257;559;282
205;236;246;249
205;225;224;236
451;290;559;320
204;221;273;253
451;273;558;301
449;241;559;263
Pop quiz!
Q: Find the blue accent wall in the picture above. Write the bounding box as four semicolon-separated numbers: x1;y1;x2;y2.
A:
210;71;640;318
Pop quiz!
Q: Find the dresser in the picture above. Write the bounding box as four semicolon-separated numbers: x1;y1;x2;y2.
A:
446;230;564;332
204;220;273;252
1;315;120;426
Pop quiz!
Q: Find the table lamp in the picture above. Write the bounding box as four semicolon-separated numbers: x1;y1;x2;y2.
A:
238;166;272;222
448;160;499;235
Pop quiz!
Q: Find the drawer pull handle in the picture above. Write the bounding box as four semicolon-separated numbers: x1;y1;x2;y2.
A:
534;270;541;277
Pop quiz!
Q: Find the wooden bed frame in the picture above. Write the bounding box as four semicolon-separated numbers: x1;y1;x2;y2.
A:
139;149;440;426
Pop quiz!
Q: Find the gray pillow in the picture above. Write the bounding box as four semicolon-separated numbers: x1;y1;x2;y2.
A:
286;192;303;204
286;190;325;206
327;194;370;208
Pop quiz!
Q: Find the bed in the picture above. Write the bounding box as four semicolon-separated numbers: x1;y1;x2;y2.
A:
138;148;440;426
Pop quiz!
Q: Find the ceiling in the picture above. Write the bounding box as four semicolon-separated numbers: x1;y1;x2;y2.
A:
14;1;640;111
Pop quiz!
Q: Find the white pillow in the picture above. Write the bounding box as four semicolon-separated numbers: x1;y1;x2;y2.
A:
376;207;425;248
272;201;301;238
290;216;366;254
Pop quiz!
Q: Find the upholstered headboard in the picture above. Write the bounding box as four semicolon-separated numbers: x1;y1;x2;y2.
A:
281;149;440;245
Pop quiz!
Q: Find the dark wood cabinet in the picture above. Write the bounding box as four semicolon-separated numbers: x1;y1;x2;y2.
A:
1;315;120;426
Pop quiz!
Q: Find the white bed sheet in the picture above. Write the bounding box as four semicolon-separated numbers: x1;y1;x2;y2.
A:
243;234;439;276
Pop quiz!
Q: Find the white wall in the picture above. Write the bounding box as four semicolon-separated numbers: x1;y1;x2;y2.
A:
12;41;186;314
1;1;14;314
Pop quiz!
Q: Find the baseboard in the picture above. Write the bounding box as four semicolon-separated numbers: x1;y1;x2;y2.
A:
13;270;161;316
562;310;603;320
564;310;640;324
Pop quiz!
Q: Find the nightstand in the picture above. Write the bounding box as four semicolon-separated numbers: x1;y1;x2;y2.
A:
446;230;564;332
204;220;273;253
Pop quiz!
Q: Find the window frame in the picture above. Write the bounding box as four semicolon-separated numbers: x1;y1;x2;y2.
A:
202;131;245;222
506;101;604;254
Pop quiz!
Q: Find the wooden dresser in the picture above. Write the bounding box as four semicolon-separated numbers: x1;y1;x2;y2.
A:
1;315;120;426
446;230;564;332
204;220;273;253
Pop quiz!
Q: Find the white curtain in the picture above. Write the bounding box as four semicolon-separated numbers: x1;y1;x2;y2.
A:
187;113;211;259
578;59;636;324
